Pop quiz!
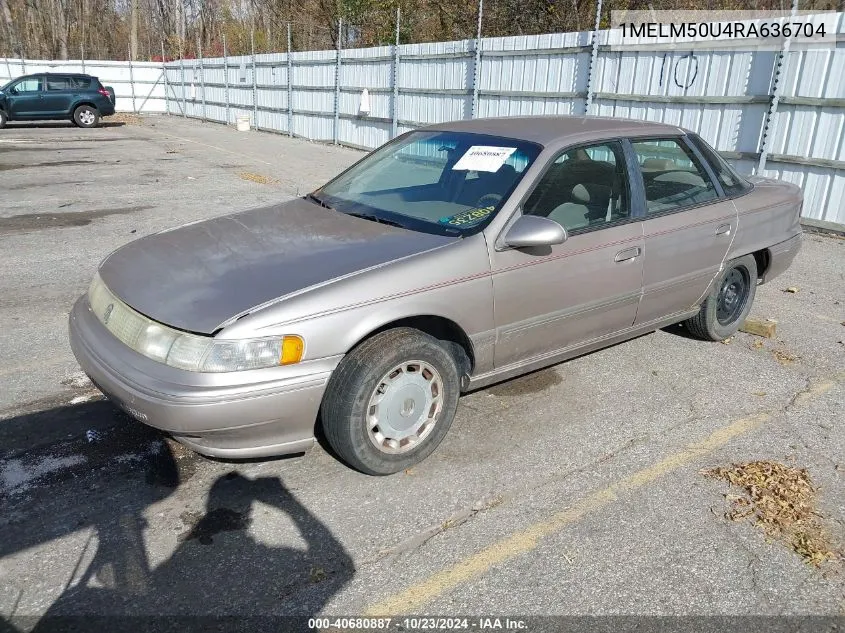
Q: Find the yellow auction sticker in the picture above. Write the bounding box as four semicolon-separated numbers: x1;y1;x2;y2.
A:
439;206;495;227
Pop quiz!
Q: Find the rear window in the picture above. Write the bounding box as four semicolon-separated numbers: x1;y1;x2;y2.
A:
70;76;92;89
688;134;752;197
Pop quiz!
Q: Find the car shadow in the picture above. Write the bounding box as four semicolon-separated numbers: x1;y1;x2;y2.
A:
5;121;126;129
0;402;354;631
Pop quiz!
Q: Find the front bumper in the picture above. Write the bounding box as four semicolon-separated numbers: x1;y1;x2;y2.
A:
69;295;340;458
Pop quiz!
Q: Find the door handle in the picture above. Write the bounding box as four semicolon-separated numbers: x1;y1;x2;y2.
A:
716;223;732;236
614;246;641;263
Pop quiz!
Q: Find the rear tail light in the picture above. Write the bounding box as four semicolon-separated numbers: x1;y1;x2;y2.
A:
98;88;110;98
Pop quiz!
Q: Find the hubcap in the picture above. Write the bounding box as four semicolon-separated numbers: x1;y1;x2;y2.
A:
716;267;749;326
80;110;95;125
366;360;444;454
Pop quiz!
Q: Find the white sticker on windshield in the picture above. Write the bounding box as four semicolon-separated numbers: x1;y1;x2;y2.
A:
452;146;517;172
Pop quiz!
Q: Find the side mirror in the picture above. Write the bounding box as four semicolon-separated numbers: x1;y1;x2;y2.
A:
503;214;567;249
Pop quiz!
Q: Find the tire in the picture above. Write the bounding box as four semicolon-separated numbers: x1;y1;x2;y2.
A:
685;254;758;341
73;105;100;128
0;110;7;129
321;327;461;475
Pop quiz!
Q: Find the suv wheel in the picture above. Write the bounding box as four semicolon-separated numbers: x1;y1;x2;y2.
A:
0;110;7;129
73;105;100;128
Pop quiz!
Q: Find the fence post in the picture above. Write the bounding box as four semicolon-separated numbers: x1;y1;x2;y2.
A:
470;0;483;118
391;6;400;137
127;45;137;113
584;0;603;114
251;30;258;130
80;44;85;74
287;22;293;137
222;35;230;125
161;42;169;115
758;0;799;174
197;38;206;121
4;56;12;83
180;55;187;118
333;18;342;144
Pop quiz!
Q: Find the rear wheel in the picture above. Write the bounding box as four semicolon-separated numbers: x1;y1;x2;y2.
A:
685;254;758;341
321;328;461;475
73;105;100;128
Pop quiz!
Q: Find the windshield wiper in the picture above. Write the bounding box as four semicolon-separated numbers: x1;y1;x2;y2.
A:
305;192;332;209
344;211;406;229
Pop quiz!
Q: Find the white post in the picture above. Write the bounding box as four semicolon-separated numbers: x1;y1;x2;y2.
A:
251;29;258;130
391;6;400;137
180;55;187;118
758;0;799;174
287;22;293;137
223;35;230;124
584;0;603;114
197;37;206;121
161;41;169;115
333;18;342;144
127;44;137;113
470;0;483;118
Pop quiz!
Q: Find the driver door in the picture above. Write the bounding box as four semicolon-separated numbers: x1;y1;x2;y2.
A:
6;76;45;117
490;140;645;369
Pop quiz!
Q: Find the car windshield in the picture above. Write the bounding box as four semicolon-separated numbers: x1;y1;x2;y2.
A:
316;131;542;236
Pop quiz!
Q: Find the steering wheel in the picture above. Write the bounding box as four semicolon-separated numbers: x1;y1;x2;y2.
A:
475;193;503;208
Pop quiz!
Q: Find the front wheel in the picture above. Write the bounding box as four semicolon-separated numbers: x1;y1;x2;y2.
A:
685;254;758;341
73;105;100;128
0;110;7;129
321;328;461;475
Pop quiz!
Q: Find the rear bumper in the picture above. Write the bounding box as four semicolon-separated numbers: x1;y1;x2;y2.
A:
761;232;802;284
69;295;339;459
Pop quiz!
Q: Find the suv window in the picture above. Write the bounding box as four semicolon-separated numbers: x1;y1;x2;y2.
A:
69;76;92;89
46;76;71;90
524;141;630;233
12;77;42;93
631;138;717;214
687;134;752;197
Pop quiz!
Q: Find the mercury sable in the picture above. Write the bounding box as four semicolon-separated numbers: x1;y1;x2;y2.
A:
69;116;803;475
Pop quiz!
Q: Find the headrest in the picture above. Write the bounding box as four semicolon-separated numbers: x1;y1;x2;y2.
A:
642;158;674;171
571;184;590;203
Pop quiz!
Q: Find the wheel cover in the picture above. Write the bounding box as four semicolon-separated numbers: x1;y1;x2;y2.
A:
79;109;95;125
366;360;444;454
716;266;750;326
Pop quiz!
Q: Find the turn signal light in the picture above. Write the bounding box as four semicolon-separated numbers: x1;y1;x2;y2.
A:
280;336;305;365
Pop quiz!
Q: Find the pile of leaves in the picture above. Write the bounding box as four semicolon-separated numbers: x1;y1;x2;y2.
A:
110;113;144;125
703;460;841;566
237;171;279;185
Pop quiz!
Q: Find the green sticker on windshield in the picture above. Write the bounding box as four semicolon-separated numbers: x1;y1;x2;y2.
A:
439;206;495;228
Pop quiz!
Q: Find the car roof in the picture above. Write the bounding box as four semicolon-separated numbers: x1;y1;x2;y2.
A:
425;115;687;146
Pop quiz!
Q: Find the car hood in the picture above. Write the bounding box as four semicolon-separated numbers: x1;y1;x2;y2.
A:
98;198;457;334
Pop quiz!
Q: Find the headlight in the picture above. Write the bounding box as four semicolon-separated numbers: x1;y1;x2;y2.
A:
87;273;304;372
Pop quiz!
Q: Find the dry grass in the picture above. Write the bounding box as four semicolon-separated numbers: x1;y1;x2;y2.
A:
237;171;279;185
110;113;144;125
703;461;841;567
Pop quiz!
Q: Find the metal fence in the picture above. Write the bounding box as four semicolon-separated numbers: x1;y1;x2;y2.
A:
1;13;843;228
0;58;167;113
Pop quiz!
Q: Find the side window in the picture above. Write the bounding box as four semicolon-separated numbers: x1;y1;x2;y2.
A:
46;76;70;91
631;138;718;214
73;77;92;89
12;77;42;93
687;134;752;197
524;141;630;233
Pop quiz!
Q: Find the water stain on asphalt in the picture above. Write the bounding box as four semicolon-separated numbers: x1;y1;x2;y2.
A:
0;205;151;233
178;507;251;545
0;159;96;171
486;369;563;397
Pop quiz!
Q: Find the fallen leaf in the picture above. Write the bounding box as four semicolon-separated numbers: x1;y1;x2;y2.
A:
784;287;800;293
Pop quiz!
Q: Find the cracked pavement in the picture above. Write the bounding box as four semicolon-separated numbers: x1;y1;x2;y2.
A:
0;117;843;625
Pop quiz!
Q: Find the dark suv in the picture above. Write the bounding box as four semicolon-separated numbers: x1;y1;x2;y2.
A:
0;73;116;129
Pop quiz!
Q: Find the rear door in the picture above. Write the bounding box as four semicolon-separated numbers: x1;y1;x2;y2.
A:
42;75;75;116
629;136;737;326
6;76;45;117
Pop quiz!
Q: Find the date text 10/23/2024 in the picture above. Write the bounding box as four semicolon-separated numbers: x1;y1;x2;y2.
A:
307;618;529;630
